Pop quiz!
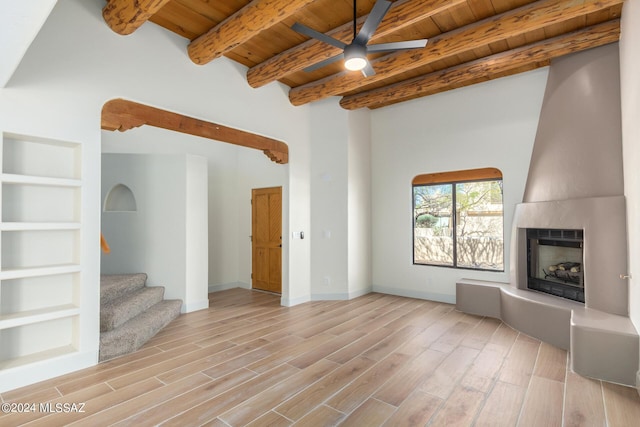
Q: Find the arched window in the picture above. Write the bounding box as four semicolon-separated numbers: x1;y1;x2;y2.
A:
412;168;504;271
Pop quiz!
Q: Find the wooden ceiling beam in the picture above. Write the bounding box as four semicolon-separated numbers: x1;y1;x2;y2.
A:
246;0;466;88
188;0;316;65
102;0;172;35
102;99;289;164
340;20;621;110
288;0;624;106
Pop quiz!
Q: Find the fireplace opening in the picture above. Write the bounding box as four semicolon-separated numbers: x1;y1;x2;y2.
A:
527;228;584;303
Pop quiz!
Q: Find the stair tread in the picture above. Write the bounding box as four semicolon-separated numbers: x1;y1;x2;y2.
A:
101;286;165;332
101;273;147;304
99;299;182;362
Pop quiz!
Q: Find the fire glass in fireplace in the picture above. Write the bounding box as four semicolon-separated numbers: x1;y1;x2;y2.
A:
527;228;584;303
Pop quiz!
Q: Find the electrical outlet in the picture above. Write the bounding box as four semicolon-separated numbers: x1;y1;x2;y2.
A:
323;276;331;286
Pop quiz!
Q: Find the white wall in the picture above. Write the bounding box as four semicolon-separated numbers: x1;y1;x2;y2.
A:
370;69;548;302
620;0;640;386
310;99;349;298
101;153;209;312
0;0;58;87
307;101;373;300
185;154;209;311
348;108;372;297
101;154;185;295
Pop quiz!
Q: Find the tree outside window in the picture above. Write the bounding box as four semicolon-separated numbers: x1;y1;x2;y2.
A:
413;169;504;271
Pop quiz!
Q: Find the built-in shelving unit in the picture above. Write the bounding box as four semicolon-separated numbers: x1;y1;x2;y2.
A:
0;132;82;374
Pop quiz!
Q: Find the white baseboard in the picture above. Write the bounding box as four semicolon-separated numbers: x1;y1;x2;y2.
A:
0;350;97;393
281;294;310;307
181;299;209;313
310;287;372;301
208;281;251;293
349;287;373;299
311;292;350;301
372;284;456;304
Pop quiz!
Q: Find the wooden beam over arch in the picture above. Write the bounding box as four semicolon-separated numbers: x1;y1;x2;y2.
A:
101;98;288;164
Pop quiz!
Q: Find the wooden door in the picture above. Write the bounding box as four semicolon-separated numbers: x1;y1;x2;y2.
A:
252;187;282;293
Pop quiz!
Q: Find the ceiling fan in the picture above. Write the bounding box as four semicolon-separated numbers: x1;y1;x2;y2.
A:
291;0;428;77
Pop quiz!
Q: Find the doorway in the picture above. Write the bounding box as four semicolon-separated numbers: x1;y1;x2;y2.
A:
252;187;282;294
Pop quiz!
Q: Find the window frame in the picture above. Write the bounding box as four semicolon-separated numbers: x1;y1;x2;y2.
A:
412;168;504;272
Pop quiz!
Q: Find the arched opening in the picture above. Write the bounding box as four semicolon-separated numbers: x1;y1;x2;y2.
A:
99;98;289;360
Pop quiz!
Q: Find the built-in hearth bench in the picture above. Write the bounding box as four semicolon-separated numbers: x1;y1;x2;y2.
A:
456;279;639;386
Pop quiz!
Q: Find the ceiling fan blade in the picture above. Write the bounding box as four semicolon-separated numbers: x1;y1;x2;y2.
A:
354;0;392;45
366;39;428;53
291;23;347;50
361;62;376;77
303;53;345;72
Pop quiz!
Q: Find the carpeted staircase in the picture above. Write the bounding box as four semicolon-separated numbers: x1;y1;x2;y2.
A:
100;273;182;361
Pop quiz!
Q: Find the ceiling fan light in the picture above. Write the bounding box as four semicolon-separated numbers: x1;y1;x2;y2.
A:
344;43;367;71
344;56;367;71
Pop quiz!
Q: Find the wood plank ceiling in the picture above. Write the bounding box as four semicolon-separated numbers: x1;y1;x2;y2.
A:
102;0;623;110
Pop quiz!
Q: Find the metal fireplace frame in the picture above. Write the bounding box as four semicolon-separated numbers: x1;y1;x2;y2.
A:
526;228;585;303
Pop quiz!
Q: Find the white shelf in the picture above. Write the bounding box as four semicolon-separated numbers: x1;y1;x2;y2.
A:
0;264;81;280
0;345;77;370
1;173;81;187
2;132;80;148
0;304;80;330
0;222;81;231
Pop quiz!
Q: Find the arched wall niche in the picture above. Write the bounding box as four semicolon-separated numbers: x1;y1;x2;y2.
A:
104;183;137;212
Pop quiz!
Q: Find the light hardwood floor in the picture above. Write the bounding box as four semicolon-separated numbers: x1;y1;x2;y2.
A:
1;288;639;426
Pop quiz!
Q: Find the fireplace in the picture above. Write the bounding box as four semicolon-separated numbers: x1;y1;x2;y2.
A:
527;228;584;303
456;45;638;386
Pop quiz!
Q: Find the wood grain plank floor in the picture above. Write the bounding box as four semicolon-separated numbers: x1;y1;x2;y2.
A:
1;288;639;426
